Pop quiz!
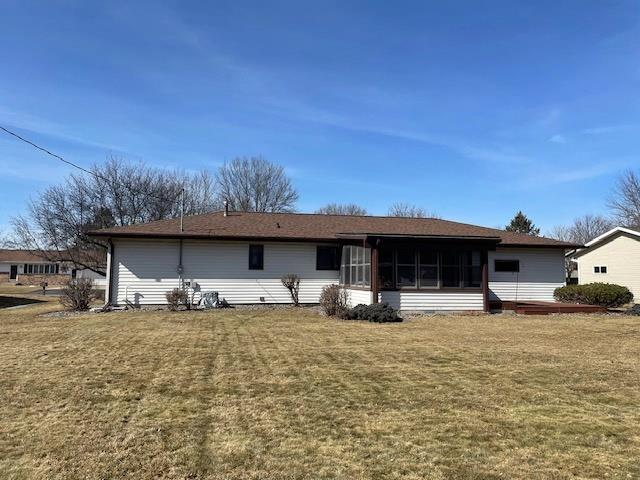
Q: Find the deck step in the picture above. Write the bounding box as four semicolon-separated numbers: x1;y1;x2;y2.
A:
494;300;607;315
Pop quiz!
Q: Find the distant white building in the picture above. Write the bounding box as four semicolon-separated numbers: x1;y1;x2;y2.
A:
0;249;106;287
573;227;640;301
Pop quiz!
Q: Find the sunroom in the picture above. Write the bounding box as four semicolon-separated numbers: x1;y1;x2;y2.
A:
338;235;500;311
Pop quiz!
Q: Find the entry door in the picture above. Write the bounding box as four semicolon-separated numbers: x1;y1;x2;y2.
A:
9;265;18;280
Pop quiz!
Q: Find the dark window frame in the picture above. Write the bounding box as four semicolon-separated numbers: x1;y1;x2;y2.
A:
378;246;483;291
494;259;520;273
316;245;340;271
248;244;264;270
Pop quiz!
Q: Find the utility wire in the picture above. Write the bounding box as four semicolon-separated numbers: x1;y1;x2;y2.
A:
0;125;184;206
1;125;96;176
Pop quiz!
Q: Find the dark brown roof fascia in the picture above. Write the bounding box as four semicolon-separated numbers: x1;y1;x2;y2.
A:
89;231;342;243
497;242;582;249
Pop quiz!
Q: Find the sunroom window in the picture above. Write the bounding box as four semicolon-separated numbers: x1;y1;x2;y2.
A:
462;251;482;288
396;247;416;288
339;245;371;287
441;252;461;287
419;248;438;288
379;247;482;290
379;247;394;289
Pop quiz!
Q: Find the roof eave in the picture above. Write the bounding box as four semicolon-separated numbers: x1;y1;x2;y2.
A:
499;242;582;249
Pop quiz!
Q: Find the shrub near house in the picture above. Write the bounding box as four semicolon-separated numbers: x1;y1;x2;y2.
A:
554;283;633;307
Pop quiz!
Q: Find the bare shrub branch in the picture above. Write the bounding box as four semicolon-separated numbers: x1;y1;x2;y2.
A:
315;203;368;216
387;202;439;218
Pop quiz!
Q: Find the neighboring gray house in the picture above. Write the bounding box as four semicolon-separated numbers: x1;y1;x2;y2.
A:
573;226;640;301
90;210;576;312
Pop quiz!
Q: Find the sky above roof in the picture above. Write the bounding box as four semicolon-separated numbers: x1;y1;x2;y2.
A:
1;0;639;235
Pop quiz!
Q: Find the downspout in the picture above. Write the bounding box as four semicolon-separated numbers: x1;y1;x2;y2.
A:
107;239;116;306
178;238;184;289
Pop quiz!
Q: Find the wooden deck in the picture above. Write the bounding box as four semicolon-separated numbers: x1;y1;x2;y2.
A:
490;300;607;315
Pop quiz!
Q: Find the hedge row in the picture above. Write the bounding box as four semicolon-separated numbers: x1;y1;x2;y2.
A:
554;283;633;307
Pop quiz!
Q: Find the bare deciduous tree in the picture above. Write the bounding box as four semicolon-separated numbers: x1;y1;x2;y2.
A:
315;203;368;216
12;156;220;275
548;224;579;282
608;170;640;229
568;214;615;245
548;214;615;282
387;202;439;218
215;156;298;212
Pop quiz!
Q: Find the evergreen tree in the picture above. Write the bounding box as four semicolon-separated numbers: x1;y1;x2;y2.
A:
505;211;540;235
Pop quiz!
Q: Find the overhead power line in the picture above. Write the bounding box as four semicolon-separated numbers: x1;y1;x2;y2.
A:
0;124;184;206
0;125;96;176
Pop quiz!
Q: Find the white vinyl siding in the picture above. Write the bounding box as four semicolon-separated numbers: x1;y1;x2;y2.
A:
345;288;373;307
575;232;640;300
111;239;339;306
380;291;483;311
488;248;565;302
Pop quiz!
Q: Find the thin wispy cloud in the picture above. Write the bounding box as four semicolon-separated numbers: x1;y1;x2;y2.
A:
515;159;633;190
549;134;566;144
261;98;531;165
582;124;639;135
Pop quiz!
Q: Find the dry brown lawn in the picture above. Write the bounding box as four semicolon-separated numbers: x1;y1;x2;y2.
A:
1;299;639;479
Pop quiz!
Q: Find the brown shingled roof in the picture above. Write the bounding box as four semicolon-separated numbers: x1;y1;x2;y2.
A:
0;249;58;263
89;211;578;248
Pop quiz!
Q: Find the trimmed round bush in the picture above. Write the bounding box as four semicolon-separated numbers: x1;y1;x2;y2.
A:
554;283;633;308
626;304;640;316
341;303;402;323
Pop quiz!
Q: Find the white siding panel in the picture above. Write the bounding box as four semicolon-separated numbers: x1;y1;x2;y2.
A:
380;291;483;311
488;248;565;302
112;239;339;305
345;288;373;307
113;240;181;305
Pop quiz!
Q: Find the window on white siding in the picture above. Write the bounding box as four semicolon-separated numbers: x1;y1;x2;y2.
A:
594;265;607;274
495;259;520;272
339;245;371;287
248;245;264;270
23;263;60;274
316;246;340;270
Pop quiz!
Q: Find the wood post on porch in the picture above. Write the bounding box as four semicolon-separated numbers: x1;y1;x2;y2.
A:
369;238;379;304
482;250;489;312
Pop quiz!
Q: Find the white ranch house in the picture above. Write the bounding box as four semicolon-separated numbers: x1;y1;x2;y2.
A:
90;210;577;312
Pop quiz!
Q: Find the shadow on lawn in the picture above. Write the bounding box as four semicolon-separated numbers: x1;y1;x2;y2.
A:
0;296;47;309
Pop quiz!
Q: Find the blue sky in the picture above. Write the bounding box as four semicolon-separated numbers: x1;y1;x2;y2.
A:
1;0;639;235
